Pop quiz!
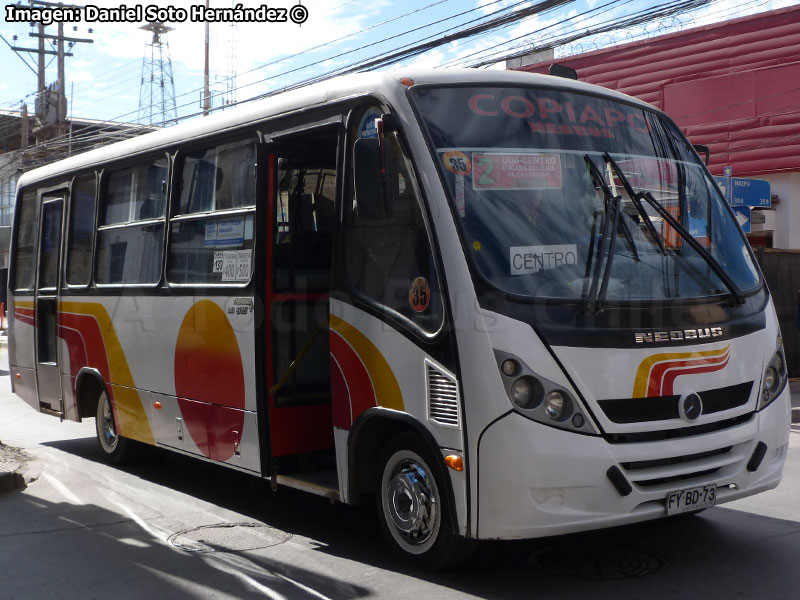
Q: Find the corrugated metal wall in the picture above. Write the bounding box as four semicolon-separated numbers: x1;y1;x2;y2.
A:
519;6;800;177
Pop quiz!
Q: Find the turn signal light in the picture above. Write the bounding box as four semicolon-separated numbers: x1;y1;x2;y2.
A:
444;455;464;471
153;401;162;410
15;373;21;380
400;77;415;86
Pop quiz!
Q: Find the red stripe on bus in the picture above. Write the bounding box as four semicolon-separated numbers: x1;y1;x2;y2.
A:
58;312;120;430
329;329;376;428
659;355;731;397
647;350;730;396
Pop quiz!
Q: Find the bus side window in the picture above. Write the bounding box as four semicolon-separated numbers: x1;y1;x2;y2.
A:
66;173;97;286
95;157;168;285
168;139;256;285
344;108;443;333
11;189;38;291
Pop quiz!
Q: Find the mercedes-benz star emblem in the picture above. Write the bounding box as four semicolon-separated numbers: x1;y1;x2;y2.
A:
678;392;703;422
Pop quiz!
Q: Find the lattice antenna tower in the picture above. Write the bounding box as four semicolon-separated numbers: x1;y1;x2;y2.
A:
138;22;178;126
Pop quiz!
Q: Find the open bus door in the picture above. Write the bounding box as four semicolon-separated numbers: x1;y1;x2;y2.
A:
261;127;339;468
34;194;66;416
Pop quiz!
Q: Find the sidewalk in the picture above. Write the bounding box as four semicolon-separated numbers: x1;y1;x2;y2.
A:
0;443;26;495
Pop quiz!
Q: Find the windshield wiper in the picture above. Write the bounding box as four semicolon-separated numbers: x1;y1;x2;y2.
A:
604;153;745;305
598;152;666;255
583;155;628;312
584;155;639;263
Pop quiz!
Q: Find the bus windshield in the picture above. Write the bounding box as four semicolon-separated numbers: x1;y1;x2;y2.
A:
411;86;761;302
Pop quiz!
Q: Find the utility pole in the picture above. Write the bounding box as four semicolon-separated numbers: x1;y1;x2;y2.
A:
37;23;45;96
9;0;93;138
21;105;29;150
203;0;211;116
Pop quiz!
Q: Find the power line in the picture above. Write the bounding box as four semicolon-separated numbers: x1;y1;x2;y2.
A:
17;0;554;150
10;0;793;158
467;0;712;68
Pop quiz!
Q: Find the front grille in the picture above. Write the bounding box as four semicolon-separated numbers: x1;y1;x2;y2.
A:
634;468;721;488
604;413;753;444
426;362;460;427
620;444;743;490
599;382;753;424
621;446;732;471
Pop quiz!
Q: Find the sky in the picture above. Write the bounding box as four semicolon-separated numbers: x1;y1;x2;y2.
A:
0;0;795;128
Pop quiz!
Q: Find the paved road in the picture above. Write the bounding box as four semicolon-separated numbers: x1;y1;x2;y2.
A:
1;341;799;599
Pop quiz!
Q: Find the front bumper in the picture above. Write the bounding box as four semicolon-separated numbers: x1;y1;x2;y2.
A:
476;389;790;540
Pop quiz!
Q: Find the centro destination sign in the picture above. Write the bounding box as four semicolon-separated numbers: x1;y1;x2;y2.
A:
510;245;578;275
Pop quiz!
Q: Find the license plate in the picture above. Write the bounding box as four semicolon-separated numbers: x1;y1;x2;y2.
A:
666;485;717;515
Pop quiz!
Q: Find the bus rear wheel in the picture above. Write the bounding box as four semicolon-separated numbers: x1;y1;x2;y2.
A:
95;389;131;464
376;432;476;569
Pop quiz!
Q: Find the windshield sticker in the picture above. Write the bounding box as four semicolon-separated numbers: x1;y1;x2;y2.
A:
357;108;382;139
215;249;252;282
472;153;562;191
443;150;472;175
473;241;482;251
205;217;245;248
510;245;578;275
409;277;431;312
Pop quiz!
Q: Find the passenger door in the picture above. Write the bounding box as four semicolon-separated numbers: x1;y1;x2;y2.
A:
34;195;65;414
263;126;339;459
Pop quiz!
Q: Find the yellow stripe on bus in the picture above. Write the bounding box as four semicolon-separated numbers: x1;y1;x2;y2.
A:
329;314;404;412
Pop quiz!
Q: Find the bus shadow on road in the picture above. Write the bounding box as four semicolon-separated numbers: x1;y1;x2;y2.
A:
41;437;800;598
0;490;373;600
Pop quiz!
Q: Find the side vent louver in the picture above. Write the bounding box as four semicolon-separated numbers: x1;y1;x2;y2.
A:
426;360;460;428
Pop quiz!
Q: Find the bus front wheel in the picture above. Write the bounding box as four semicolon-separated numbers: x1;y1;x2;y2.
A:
95;389;131;464
376;432;476;569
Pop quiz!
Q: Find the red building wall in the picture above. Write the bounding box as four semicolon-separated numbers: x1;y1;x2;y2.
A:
519;5;800;177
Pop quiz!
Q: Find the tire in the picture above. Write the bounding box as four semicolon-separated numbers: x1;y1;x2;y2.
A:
376;432;477;569
95;388;132;464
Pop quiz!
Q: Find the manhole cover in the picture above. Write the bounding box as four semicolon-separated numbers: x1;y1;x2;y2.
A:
168;522;292;553
530;545;664;579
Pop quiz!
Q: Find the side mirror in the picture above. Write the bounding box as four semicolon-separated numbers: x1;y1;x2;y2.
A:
693;144;710;165
549;63;578;80
353;136;390;220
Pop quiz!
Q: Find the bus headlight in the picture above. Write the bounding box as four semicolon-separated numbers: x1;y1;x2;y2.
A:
544;391;570;421
510;376;543;409
758;337;788;411
763;367;779;393
494;350;596;434
501;359;519;377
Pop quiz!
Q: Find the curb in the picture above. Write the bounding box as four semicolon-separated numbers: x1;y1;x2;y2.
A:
0;471;25;495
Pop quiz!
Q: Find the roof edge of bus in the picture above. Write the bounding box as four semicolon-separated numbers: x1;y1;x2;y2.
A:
15;68;651;191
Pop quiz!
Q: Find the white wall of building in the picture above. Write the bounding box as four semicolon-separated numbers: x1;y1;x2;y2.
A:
761;172;800;249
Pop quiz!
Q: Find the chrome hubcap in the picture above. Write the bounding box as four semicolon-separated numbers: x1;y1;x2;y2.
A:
385;459;437;546
101;396;117;449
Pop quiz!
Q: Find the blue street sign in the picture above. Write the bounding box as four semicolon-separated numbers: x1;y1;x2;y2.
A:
732;206;751;233
713;176;730;199
712;176;771;208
